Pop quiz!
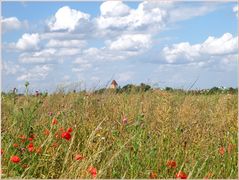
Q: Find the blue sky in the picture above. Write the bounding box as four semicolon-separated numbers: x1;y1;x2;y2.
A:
2;1;238;93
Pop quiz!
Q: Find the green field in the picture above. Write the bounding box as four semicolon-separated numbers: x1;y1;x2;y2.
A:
1;90;238;178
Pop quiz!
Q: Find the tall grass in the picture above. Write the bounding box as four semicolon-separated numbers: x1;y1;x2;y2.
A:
1;90;238;178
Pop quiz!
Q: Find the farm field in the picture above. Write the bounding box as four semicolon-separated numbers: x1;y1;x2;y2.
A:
1;90;238;179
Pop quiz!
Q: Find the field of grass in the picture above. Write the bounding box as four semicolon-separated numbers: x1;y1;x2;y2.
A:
1;90;238;179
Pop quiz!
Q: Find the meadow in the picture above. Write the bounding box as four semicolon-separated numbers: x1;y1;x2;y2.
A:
1;89;238;179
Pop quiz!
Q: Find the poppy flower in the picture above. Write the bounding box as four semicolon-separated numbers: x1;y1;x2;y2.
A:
52;118;58;125
219;147;225;156
149;172;158;179
67;128;73;133
167;160;177;168
122;117;128;124
13;143;19;148
28;137;34;141
19;135;27;142
44;129;50;136
88;166;97;178
27;143;34;152
75;154;84;161
176;171;187;179
61;132;71;140
1;149;3;155
10;156;21;163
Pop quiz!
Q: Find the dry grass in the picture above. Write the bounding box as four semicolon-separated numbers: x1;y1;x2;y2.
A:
1;90;238;178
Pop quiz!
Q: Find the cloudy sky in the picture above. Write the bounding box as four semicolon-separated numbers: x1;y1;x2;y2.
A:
2;1;238;93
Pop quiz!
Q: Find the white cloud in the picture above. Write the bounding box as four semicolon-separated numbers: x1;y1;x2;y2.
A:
19;49;56;63
109;34;152;51
96;1;168;34
1;17;21;32
48;6;90;32
117;71;134;82
46;39;86;48
233;5;238;17
162;33;238;64
100;1;130;17
16;33;40;50
17;65;52;81
2;61;24;75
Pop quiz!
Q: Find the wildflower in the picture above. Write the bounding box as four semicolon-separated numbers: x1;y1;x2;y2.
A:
219;147;225;156
10;156;21;163
88;166;97;178
122;117;128;124
176;171;187;179
35;91;39;96
28;137;34;141
75;154;84;161
52;118;58;125
27;143;34;152
1;149;3;155
149;172;158;179
61;132;71;141
44;129;50;136
167;160;177;168
67;128;73;133
13;144;19;148
19;135;27;142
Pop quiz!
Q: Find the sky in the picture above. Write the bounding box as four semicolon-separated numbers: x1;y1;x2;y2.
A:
1;1;238;93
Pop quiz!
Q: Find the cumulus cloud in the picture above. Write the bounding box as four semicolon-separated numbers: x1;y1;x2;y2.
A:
15;33;40;51
100;1;130;17
2;61;24;75
162;33;238;64
1;17;21;32
109;34;152;51
46;39;86;48
96;1;168;34
47;6;90;32
17;65;52;81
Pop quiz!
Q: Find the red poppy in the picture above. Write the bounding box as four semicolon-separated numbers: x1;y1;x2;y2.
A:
67;128;73;133
44;129;50;136
10;156;21;163
122;117;128;124
149;172;158;179
75;154;84;161
88;166;97;178
27;143;34;152
176;171;187;179
19;135;27;142
61;132;71;140
219;147;225;156
13;143;19;148
1;149;3;155
52;118;58;125
28;137;34;141
167;160;177;168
